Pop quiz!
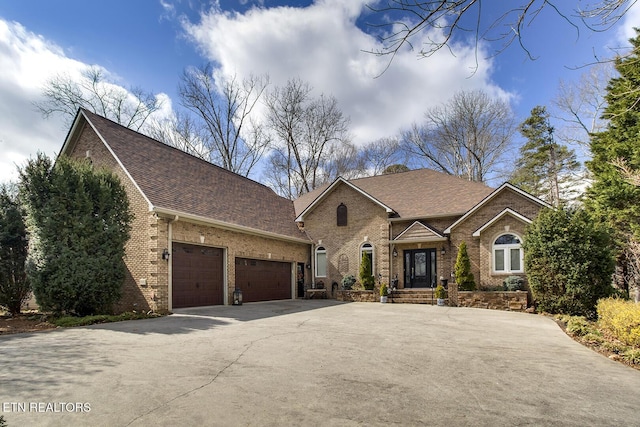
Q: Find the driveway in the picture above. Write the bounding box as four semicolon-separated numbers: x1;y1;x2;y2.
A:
1;301;639;426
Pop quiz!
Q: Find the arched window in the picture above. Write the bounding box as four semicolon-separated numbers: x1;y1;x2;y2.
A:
493;233;523;273
360;243;374;276
315;246;327;277
337;203;347;226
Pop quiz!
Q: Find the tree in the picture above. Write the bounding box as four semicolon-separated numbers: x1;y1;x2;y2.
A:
359;137;404;176
454;241;476;291
19;154;133;315
511;106;581;207
366;1;632;68
359;251;375;290
264;78;351;198
35;66;162;131
176;65;271;177
403;90;516;182
523;207;615;318
0;185;30;315
586;28;640;241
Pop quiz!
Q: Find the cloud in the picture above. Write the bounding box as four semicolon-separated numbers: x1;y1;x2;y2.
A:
183;0;509;146
618;1;640;44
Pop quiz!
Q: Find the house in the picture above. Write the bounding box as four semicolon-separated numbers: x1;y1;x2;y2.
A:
59;109;548;312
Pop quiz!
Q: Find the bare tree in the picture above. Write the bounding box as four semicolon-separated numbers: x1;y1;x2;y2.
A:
402;90;516;182
366;0;635;70
178;64;270;177
552;63;614;156
359;137;405;176
264;78;351;198
146;111;208;159
35;66;162;131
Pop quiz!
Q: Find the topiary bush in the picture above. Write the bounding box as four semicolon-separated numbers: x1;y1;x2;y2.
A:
454;241;476;291
359;252;375;290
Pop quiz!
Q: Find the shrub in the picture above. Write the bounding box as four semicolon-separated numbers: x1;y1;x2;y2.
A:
19;154;133;316
622;349;640;365
454;241;476;291
434;284;446;299
597;298;640;347
524;207;615;319
566;316;595;337
503;276;525;291
341;275;356;290
379;283;388;296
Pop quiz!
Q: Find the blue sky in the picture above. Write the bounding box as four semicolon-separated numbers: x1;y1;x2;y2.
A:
0;0;638;184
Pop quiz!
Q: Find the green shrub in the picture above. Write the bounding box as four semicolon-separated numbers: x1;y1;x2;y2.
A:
597;298;640;347
359;252;374;290
503;276;525;291
524;207;615;319
379;283;388;296
52;311;158;327
341;275;356;290
622;349;640;365
566;316;595;337
454;241;476;291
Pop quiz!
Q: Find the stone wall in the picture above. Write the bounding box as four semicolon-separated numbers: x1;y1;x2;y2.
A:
456;290;528;311
335;290;378;302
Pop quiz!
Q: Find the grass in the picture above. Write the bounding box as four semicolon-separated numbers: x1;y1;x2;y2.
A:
52;311;162;328
557;314;640;370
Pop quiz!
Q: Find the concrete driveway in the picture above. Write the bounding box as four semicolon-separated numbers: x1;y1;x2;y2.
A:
1;301;639;427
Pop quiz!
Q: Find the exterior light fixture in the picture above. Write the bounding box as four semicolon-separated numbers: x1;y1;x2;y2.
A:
392;247;398;257
162;248;170;261
233;288;243;306
440;246;446;256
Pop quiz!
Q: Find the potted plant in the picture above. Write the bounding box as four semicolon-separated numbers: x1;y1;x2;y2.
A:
380;283;388;303
434;284;446;306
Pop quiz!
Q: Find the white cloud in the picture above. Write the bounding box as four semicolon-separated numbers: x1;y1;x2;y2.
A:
0;19;88;184
183;0;509;146
618;1;640;44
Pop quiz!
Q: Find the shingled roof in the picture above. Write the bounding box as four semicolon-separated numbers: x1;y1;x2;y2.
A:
64;109;308;242
294;169;494;219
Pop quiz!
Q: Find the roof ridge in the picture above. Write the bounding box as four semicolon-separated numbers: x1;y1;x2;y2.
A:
80;108;279;196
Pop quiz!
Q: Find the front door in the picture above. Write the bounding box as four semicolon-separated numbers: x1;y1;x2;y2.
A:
404;249;437;288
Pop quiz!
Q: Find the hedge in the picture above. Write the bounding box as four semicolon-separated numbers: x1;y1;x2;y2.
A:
597;298;640;347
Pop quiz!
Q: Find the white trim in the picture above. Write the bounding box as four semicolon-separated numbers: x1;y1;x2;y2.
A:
153;207;311;244
295;177;395;222
394;221;446;241
444;183;551;234
472;208;533;237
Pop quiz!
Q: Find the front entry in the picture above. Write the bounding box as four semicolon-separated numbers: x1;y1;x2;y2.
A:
404;249;437;288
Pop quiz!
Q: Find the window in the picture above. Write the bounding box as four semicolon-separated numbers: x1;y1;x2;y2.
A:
315;246;327;277
493;233;523;273
337;203;347;226
360;243;374;275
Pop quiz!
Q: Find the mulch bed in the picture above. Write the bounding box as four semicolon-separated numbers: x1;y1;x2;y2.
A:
0;315;57;335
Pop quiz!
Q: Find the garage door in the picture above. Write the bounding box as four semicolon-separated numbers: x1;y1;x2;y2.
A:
172;243;224;308
235;258;292;303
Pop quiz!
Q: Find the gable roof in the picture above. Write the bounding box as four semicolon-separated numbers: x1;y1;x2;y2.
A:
471;208;533;237
394;221;447;242
61;109;308;243
443;183;551;234
294;169;494;219
295;177;395;222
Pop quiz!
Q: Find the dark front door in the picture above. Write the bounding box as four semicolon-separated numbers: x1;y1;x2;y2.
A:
404;249;437;288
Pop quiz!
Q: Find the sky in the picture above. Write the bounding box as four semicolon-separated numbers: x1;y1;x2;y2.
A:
0;0;639;185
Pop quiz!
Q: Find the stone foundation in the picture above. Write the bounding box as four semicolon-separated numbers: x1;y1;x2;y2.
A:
456;290;528;311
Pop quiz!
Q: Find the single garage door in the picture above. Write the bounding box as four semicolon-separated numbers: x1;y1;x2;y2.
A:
172;242;224;308
235;258;292;303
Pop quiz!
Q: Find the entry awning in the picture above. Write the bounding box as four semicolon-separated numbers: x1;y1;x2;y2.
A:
393;221;447;243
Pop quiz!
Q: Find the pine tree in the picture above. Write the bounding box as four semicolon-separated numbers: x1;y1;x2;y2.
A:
454;241;476;291
359;251;374;290
511;106;580;207
586;28;640;240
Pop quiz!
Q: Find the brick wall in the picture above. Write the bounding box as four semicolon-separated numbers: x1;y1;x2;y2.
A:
301;183;390;296
448;188;542;290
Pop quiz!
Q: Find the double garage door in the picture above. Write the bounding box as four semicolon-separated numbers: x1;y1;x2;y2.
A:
172;242;292;308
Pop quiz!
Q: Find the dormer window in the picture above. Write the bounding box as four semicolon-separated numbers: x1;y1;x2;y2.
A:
337;203;347;226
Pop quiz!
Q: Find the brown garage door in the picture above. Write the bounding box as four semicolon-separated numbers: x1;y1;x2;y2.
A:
235;258;291;303
172;243;224;308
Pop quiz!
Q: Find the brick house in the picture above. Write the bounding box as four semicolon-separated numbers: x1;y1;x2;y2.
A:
59;109;548;312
